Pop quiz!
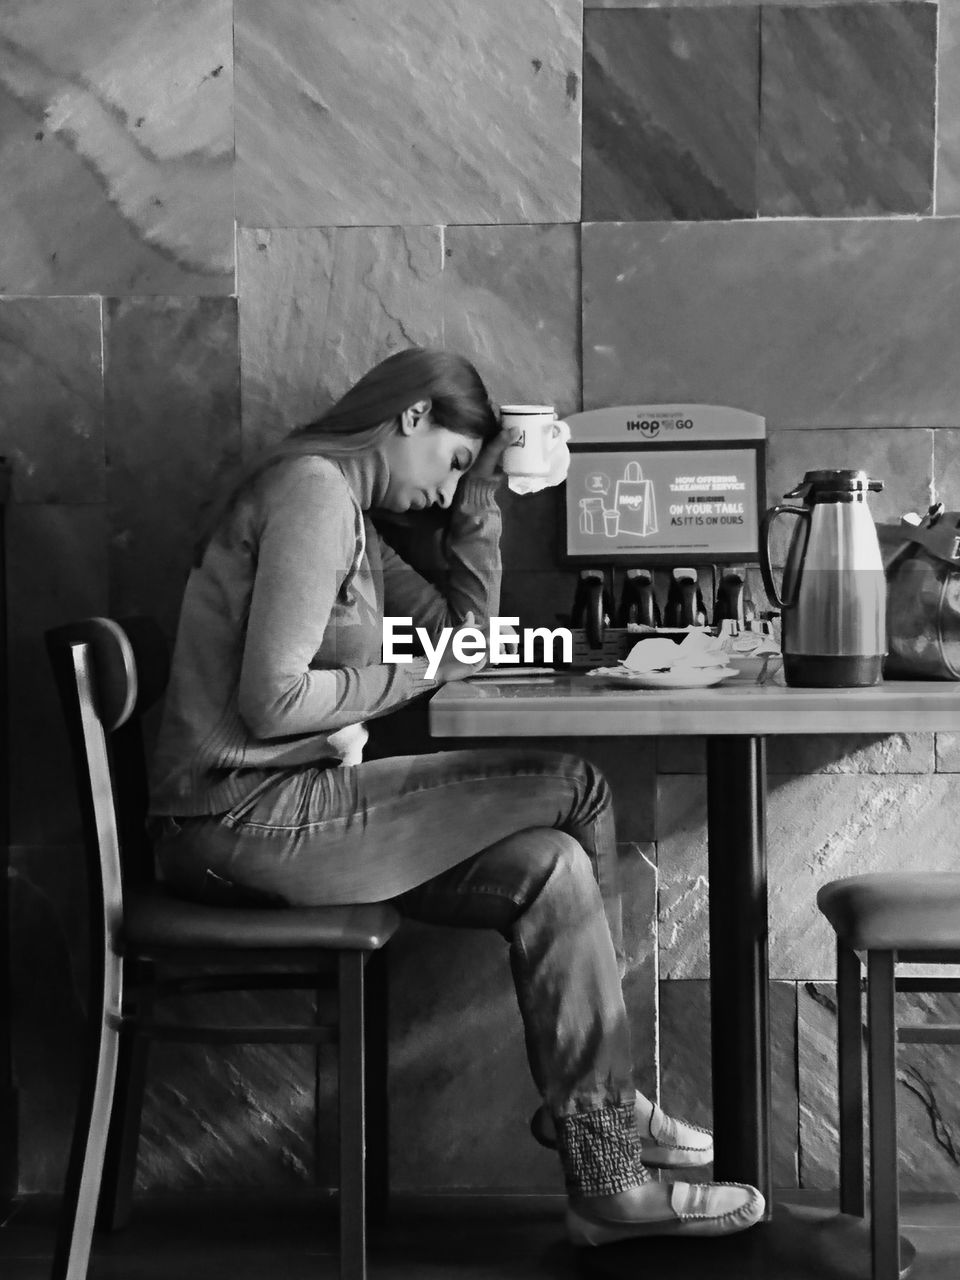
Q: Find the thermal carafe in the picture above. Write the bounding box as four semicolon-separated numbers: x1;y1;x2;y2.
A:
759;469;886;687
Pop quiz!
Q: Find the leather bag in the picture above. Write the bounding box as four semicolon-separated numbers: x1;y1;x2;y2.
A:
880;506;960;679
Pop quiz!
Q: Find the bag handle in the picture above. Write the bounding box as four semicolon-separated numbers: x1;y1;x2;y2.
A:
883;510;960;569
905;522;960;567
622;461;643;483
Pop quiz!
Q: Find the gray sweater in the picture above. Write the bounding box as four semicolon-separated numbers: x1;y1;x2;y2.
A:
149;453;502;816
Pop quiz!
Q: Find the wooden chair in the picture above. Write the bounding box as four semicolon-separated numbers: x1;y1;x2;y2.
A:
46;616;399;1280
817;873;960;1280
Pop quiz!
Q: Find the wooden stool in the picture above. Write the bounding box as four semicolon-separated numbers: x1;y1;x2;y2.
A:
817;873;960;1280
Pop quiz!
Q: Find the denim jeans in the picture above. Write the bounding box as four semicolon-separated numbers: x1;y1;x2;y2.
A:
154;747;645;1195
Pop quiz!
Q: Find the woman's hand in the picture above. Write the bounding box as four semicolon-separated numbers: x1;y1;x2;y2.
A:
432;649;484;683
432;611;489;683
470;422;522;481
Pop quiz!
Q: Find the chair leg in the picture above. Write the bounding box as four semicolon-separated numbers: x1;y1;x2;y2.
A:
867;950;900;1280
52;947;123;1280
96;1020;149;1231
363;947;389;1229
338;951;367;1280
837;940;865;1217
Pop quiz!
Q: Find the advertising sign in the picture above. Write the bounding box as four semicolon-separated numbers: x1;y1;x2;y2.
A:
565;446;762;562
562;405;765;565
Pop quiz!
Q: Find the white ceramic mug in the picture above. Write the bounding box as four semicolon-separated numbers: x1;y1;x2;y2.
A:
500;405;570;477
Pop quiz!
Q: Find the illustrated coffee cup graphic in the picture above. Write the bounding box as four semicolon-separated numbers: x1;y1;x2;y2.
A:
501;405;570;476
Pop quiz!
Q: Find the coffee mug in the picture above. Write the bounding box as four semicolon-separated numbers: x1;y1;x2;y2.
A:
500;405;570;477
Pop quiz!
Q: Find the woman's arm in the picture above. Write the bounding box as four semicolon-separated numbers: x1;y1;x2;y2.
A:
380;473;503;640
237;464;435;739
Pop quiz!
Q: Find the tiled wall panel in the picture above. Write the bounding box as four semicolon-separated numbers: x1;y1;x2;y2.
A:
7;506;108;846
238;227;444;454
659;980;799;1188
759;4;936;216
377;922;562;1192
937;0;960;213
235;0;583;227
0;0;234;294
658;772;960;982
799;983;960;1191
657;732;936;775
442;225;581;417
10;845;88;1192
442;222;583;641
583;219;960;428
105;296;241;639
937;734;960;771
765;427;934;564
138;997;315;1189
0;298;104;503
586;0;910;6
934;429;960;505
582;8;759;220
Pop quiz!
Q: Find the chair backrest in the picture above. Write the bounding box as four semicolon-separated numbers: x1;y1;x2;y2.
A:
45;618;170;926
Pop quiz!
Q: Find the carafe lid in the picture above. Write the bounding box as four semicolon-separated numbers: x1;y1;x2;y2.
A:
785;469;883;502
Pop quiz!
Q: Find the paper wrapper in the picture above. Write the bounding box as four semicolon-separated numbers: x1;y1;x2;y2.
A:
622;630;728;673
620;627;782;679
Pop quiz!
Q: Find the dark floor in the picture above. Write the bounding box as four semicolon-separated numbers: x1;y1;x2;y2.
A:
1;1189;958;1279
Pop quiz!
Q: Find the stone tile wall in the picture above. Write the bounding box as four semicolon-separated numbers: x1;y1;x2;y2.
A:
2;0;958;1198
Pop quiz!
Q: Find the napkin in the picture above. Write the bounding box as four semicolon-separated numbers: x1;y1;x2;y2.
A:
621;630;729;674
506;435;571;495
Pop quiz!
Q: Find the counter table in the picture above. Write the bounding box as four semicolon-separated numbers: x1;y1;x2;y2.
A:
429;674;960;1279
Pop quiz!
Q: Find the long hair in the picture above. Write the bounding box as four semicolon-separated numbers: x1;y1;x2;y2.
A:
194;347;498;565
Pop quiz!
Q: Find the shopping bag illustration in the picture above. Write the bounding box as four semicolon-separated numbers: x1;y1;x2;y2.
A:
614;461;658;537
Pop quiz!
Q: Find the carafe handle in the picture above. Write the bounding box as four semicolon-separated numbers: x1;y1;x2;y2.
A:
759;505;810;610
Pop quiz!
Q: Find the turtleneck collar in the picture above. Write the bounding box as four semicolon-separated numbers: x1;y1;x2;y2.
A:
334;446;392;512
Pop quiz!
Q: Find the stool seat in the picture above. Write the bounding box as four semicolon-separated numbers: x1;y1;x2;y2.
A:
125;885;402;952
817;873;960;950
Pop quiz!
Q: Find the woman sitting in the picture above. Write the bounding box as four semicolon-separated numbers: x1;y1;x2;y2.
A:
149;346;764;1245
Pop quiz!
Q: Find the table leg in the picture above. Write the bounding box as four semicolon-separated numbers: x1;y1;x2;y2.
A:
580;734;918;1280
578;737;916;1274
705;734;771;1203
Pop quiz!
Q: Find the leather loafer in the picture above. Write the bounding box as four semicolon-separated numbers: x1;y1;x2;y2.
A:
567;1180;765;1244
640;1104;714;1168
531;1102;714;1169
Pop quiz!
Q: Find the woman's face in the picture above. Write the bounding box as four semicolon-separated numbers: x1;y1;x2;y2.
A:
382;403;482;512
